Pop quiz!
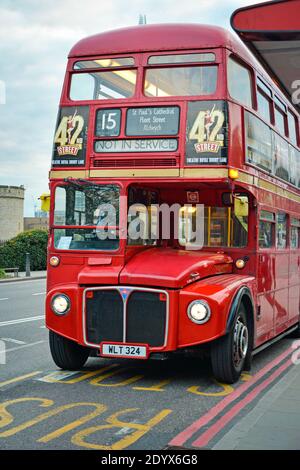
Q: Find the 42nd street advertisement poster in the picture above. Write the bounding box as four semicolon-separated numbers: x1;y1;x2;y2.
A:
185;100;228;165
52;106;89;167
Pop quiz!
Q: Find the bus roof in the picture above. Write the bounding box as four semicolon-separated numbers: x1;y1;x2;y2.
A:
68;23;250;58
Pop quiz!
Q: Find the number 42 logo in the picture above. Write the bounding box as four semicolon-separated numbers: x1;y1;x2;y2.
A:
54;110;84;147
189;106;225;144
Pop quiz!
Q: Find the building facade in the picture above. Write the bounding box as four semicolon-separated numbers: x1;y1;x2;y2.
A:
24;217;48;232
0;185;25;242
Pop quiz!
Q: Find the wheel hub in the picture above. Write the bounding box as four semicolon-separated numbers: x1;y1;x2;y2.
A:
233;317;248;367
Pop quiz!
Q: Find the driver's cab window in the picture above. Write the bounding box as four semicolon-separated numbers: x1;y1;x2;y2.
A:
53;184;120;251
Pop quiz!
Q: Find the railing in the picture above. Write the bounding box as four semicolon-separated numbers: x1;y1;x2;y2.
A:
3;267;19;278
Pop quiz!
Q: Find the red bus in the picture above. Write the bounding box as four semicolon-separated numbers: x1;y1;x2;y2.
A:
46;23;300;384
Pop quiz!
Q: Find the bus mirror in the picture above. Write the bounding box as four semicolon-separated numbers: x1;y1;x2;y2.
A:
39;193;50;212
234;196;248;217
222;193;233;206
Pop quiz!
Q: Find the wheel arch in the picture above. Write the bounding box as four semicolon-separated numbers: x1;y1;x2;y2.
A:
226;286;255;349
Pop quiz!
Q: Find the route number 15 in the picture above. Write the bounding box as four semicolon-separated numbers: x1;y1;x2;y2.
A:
96;109;121;137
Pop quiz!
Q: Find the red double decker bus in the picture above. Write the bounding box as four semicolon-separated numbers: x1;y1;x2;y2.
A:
46;22;300;383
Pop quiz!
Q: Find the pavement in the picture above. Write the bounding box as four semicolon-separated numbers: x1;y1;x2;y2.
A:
212;358;300;450
0;270;47;282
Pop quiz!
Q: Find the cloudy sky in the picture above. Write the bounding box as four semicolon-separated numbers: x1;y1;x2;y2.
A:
0;0;265;215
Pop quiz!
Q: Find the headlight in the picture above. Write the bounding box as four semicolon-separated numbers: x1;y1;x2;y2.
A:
49;256;60;267
51;294;70;315
187;300;211;324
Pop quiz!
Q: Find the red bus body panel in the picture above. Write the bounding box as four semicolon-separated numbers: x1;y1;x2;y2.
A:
46;22;300;359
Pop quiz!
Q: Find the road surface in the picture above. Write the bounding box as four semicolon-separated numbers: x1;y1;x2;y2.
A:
0;279;297;450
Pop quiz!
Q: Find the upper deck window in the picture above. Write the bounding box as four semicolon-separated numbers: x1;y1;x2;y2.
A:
288;111;298;146
257;77;272;98
73;57;135;69
148;53;215;65
257;90;272;123
227;57;253;108
257;78;272;123
274;96;287;136
70;69;137;101
274;106;286;136
144;66;217;97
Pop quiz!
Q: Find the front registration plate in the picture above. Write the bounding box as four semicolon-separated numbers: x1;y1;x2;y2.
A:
100;342;148;359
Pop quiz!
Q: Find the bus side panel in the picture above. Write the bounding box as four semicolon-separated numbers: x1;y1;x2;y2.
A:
274;251;289;335
288;249;300;326
227;101;244;169
256;252;275;344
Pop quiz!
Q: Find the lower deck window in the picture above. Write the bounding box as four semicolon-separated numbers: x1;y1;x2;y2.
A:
259;211;275;248
276;212;287;249
291;218;300;249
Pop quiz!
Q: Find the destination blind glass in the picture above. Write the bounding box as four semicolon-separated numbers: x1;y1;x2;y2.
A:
94;139;177;153
94;106;179;153
126;106;180;136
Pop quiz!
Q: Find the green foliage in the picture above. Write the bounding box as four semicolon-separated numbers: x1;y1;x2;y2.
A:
0;268;6;279
0;230;48;271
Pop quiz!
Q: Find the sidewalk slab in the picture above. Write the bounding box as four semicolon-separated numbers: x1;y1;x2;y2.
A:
212;363;300;450
0;271;47;283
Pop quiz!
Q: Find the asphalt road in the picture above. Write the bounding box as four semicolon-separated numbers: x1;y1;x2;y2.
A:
0;279;297;450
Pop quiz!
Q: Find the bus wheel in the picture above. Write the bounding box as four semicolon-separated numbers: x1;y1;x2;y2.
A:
49;331;90;370
290;319;300;338
211;304;249;384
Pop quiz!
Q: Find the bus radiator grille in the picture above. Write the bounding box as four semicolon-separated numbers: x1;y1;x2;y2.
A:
85;288;166;348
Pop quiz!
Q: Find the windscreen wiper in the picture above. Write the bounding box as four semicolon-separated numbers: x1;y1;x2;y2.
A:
63;178;95;188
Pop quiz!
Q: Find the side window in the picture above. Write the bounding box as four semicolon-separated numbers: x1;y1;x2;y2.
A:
245;112;273;173
276;212;287;249
274;97;287;137
291;218;300;249
288;111;298;147
275;107;286;136
259;210;275;248
257;78;272;124
257;89;272;123
228;57;253;108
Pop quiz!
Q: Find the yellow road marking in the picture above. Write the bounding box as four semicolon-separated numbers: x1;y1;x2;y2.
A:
133;379;172;392
40;365;119;384
241;373;252;381
38;403;107;443
0;398;53;431
0;400;105;439
71;408;172;450
0;371;42;388
90;368;143;387
187;379;234;397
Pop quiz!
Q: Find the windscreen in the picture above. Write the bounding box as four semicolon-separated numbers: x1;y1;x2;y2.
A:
53;184;120;251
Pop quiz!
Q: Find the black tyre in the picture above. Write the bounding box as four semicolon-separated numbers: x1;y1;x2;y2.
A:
290;319;300;338
49;330;90;370
211;304;249;384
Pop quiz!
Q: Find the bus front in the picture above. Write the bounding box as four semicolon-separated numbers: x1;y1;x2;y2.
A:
46;24;256;384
